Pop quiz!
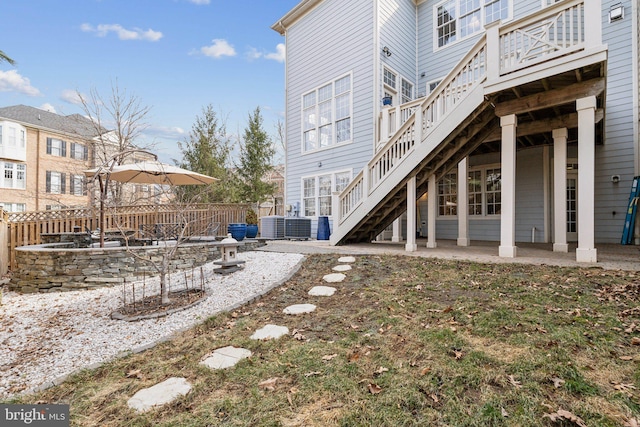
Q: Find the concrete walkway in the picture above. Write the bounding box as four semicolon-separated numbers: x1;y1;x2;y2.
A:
257;238;640;271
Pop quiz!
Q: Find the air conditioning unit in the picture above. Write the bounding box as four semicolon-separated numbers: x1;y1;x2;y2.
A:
284;217;311;240
260;216;285;239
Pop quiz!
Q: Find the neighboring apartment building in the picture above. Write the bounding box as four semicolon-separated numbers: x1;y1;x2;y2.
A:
0;105;99;212
274;0;640;262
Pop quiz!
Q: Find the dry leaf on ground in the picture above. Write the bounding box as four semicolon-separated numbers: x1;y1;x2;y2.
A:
368;383;382;394
543;408;587;427
258;377;279;391
508;375;522;388
322;353;338;361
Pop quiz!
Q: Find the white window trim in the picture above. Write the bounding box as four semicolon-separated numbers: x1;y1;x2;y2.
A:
432;0;513;52
437;163;502;218
300;72;353;155
383;66;416;106
2;162;26;189
300;169;352;219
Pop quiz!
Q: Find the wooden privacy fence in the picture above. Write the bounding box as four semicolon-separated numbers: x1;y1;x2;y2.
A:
5;203;249;271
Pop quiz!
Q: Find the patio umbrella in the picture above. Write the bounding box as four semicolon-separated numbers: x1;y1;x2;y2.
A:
84;159;217;247
84;160;217;186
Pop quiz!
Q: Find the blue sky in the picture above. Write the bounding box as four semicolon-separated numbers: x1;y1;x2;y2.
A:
1;0;300;163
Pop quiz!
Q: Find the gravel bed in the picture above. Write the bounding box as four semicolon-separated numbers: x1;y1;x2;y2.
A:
0;251;304;399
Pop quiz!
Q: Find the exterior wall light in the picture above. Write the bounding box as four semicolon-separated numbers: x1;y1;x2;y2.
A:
382;46;391;57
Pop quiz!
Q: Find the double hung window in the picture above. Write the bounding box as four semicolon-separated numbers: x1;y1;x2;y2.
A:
302;74;352;152
46;171;66;194
302;171;351;217
435;0;511;48
438;166;501;217
47;138;67;157
2;162;26;189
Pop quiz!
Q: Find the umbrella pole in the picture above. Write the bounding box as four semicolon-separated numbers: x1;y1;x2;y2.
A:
99;176;106;248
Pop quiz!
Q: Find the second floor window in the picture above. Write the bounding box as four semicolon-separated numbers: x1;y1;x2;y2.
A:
47;138;67;157
435;0;511;49
70;174;87;196
46;171;66;194
2;162;26;189
70;142;89;160
302;74;352;152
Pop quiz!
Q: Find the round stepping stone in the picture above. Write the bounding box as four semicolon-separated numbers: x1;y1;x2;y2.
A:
283;303;316;314
250;324;289;340
338;256;356;263
332;264;352;272
308;286;336;296
201;346;252;370
127;377;191;412
323;273;346;283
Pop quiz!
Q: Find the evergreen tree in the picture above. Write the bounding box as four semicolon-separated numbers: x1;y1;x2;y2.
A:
0;50;15;65
236;107;276;205
177;105;240;202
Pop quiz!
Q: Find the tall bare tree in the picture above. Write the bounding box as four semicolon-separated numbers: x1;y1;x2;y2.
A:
76;81;153;206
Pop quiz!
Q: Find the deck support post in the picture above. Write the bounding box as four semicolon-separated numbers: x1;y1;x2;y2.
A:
553;128;569;252
499;114;517;258
405;175;417;252
457;157;470;246
576;96;597;263
427;174;437;248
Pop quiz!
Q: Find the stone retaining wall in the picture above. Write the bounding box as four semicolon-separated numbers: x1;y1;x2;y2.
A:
10;240;261;293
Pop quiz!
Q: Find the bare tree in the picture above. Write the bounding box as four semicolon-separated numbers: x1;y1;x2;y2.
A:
0;50;15;65
76;81;154;206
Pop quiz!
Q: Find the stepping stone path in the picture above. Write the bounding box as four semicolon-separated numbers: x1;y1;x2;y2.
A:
126;255;359;412
323;272;346;283
283;303;316;315
201;346;252;370
250;324;289;340
127;377;192;413
308;286;336;296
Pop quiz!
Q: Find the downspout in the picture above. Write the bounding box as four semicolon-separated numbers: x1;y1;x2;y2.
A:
373;0;380;152
633;0;639;175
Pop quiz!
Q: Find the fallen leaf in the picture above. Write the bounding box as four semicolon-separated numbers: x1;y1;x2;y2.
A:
508;375;522;389
631;337;640;346
126;369;143;379
543;409;587;427
231;312;239;318
258;377;278;391
501;407;509;418
322;353;338;361
620;356;634;361
443;306;453;313
429;393;439;403
304;371;322;377
624;418;639;427
551;377;565;388
348;352;361;362
368;383;382;394
420;367;432;376
375;366;389;375
613;382;637;396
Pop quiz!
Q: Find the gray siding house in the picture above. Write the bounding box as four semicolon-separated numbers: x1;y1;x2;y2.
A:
274;0;639;263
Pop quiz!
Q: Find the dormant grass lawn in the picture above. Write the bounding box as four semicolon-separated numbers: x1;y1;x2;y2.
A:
5;254;640;426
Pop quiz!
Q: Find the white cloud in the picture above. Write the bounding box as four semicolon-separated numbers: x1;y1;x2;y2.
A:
81;23;163;42
265;43;286;62
144;124;186;140
0;69;42;96
187;0;210;4
39;103;57;113
200;39;236;58
60;89;85;105
246;43;285;63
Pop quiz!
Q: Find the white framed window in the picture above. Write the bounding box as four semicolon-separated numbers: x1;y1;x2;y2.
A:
434;0;512;49
438;165;501;216
46;138;67;157
401;79;414;103
438;172;458;216
302;170;352;217
46;171;66;194
2;162;26;189
70;174;86;196
0;202;25;212
541;0;561;7
70;142;89;160
302;74;352;152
